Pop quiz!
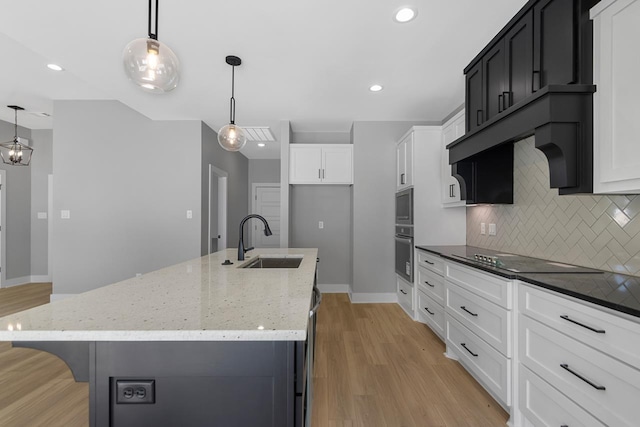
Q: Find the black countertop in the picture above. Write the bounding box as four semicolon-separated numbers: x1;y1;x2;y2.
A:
416;245;640;319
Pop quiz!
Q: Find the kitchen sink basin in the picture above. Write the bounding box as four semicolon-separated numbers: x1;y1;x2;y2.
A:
241;255;303;269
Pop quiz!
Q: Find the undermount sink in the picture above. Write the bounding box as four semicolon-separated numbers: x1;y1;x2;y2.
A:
241;255;303;269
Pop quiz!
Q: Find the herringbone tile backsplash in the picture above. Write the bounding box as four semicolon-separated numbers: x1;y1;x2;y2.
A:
467;137;640;277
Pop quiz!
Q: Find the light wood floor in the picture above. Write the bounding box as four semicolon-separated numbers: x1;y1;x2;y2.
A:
0;283;89;426
311;293;509;427
0;286;507;426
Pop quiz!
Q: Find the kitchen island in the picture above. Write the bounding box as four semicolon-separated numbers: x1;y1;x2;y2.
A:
0;248;319;427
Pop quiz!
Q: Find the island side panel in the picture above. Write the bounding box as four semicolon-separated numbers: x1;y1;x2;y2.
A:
93;341;295;427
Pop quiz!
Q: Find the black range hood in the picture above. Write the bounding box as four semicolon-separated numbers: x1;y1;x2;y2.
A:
446;0;598;204
448;85;595;203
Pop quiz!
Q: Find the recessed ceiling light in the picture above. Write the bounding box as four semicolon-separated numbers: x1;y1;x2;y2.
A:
257;143;266;147
394;7;417;23
46;63;64;71
369;84;383;92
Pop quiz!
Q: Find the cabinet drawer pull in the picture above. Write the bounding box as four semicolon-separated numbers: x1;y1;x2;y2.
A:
532;70;541;92
424;280;435;288
560;364;606;391
460;306;478;317
424;307;434;315
461;343;478;357
560;315;605;334
400;289;407;295
502;91;510;109
423;259;434;265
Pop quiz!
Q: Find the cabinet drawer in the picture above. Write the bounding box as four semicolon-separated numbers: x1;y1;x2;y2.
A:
446;315;511;407
446;263;512;309
416;251;444;276
519;283;640;368
397;276;414;318
446;283;511;357
519;365;605;427
417;265;445;304
417;290;445;339
520;315;640;427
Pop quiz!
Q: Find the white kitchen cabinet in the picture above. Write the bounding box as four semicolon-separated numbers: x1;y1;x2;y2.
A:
396;132;414;190
592;0;640;193
289;144;353;184
444;262;514;410
441;109;466;206
516;283;640;427
415;249;447;340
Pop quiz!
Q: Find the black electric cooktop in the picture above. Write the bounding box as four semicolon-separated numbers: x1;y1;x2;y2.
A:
448;252;602;274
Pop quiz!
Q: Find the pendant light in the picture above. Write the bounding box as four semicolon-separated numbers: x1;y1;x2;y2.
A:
0;106;33;167
218;56;247;151
122;0;180;93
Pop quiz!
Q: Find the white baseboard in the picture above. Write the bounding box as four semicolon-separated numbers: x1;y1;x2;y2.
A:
349;292;398;303
1;275;52;288
317;284;350;293
50;293;78;302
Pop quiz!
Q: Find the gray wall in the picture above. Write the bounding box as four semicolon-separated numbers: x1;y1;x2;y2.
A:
0;119;32;282
290;185;352;285
30;129;53;276
351;121;429;295
201;123;249;255
52;100;202;295
248;159;280;186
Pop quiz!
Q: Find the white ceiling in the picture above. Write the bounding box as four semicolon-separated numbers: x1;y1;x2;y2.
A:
0;0;527;159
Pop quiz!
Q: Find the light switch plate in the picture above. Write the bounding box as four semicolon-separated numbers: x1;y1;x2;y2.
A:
480;223;486;235
489;223;497;236
319;221;324;229
186;210;193;219
37;212;48;220
61;210;70;219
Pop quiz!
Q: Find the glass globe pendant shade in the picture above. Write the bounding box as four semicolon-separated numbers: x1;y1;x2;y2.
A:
218;124;247;151
122;37;180;93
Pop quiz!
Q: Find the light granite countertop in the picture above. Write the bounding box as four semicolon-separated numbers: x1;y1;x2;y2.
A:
0;248;318;341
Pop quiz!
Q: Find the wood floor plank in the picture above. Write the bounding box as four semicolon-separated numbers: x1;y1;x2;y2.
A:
312;293;509;427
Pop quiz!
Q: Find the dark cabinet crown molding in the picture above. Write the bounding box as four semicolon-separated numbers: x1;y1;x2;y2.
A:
450;0;600;203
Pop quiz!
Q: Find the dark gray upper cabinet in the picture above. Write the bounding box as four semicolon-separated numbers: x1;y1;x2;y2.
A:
465;62;484;133
452;0;599;202
533;0;576;89
505;10;533;106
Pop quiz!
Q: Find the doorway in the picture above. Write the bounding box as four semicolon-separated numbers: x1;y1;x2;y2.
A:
251;183;281;248
209;165;228;254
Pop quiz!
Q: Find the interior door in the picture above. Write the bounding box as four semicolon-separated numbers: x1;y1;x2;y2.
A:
252;185;281;248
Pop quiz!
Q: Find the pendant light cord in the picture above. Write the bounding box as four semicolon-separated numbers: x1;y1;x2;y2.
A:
229;65;236;125
14;108;18;141
148;0;159;40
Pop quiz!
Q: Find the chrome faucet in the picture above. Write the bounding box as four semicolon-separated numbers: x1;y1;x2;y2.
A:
238;214;273;260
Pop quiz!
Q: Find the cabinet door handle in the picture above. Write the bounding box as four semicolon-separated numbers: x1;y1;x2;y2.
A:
532;70;541;92
502;91;510;109
400;289;407;295
559;364;606;391
476;110;483;126
498;94;503;113
322;169;325;179
461;343;478;357
400;173;405;185
424;280;435;288
318;169;321;179
449;184;455;198
560;315;605;334
424;307;435;315
460;306;478;317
